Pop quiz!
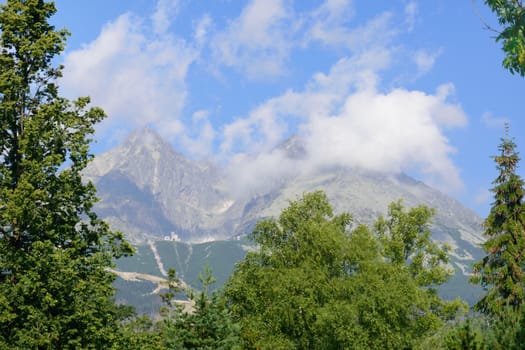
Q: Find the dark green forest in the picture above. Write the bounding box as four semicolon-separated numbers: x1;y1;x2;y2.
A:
1;0;525;349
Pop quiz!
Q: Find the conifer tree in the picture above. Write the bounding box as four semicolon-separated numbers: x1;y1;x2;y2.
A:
0;1;133;348
471;127;525;315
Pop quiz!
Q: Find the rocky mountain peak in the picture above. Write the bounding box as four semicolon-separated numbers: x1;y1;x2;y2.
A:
85;128;235;242
87;128;484;265
277;135;307;160
122;127;171;155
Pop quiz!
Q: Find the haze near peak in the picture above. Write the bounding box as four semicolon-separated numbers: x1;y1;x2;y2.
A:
56;0;510;204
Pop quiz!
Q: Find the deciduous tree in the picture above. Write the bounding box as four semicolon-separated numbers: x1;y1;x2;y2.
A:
481;0;525;76
224;191;464;349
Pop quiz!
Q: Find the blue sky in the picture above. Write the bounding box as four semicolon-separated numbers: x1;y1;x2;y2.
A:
50;0;524;216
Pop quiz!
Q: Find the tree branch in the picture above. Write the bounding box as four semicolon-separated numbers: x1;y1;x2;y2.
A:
472;0;501;35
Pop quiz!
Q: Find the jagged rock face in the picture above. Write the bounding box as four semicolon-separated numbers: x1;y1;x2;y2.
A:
84;128;238;242
84;128;484;266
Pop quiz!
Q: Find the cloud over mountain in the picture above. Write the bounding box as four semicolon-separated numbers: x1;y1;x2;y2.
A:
222;54;467;194
61;10;197;144
60;0;469;194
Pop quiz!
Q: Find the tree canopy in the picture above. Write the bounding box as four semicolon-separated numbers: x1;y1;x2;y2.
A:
471;129;525;315
432;131;525;349
483;0;525;76
0;0;133;348
224;191;465;349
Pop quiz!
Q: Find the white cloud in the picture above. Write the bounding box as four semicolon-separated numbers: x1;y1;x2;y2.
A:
58;0;462;194
61;11;197;140
302;84;466;191
304;0;355;45
481;112;509;129
211;0;293;79
178;110;217;158
194;14;212;47
220;95;294;154
208;0;416;81
305;2;395;51
219;47;393;156
404;1;418;31
152;0;180;34
226;150;297;197
413;48;442;76
208;0;392;80
221;50;467;194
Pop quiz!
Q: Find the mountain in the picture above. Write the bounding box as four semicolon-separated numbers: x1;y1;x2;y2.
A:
113;238;250;315
84;128;485;309
84;127;237;243
85;128;483;246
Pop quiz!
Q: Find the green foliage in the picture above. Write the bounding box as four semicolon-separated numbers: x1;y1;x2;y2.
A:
121;266;241;349
119;315;164;350
175;266;241;350
471;131;525;315
444;131;525;350
420;306;525;350
485;305;525;349
375;201;465;321
443;319;485;350
159;268;183;322
0;0;133;348
484;0;525;76
224;191;464;349
418;316;488;350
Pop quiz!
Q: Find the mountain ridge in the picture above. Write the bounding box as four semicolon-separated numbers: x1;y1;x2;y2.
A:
89;128;485;310
85;127;483;255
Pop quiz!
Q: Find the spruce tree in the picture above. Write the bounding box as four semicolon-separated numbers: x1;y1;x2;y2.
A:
471;127;525;315
0;1;133;348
